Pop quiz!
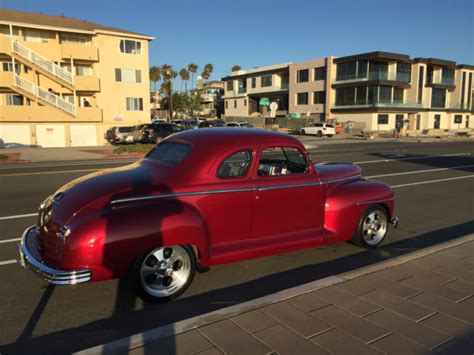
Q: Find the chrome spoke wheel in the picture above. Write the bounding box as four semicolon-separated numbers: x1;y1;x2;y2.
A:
362;210;388;246
139;246;192;298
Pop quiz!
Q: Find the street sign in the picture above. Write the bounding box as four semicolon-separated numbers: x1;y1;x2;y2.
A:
259;98;270;106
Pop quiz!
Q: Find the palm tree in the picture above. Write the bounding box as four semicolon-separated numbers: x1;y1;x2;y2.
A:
201;63;214;82
179;68;190;92
188;63;199;90
149;66;161;118
161;64;177;120
231;65;241;72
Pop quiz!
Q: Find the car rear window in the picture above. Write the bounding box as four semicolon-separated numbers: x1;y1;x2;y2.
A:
118;127;133;133
145;142;191;165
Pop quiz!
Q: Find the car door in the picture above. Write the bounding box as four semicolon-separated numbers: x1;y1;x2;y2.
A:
251;144;324;253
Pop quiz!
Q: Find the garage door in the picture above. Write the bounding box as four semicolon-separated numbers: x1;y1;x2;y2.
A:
36;124;66;147
0;124;31;146
70;124;97;147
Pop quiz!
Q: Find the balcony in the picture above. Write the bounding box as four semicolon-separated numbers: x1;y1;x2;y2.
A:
61;44;99;61
428;77;456;90
448;103;472;110
0;105;102;122
333;102;423;109
335;72;410;84
75;76;100;91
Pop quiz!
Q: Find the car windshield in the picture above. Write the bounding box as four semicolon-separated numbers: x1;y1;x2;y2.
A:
118;127;133;133
145;142;191;165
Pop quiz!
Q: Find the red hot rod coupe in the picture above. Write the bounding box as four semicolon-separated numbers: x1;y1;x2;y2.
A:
20;128;398;302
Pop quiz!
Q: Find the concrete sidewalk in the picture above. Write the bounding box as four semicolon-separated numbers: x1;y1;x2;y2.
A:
78;234;474;355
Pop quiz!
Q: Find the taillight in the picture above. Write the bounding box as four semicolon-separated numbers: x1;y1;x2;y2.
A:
114;134;118;139
323;127;326;130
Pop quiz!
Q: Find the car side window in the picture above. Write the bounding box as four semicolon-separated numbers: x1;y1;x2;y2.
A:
258;147;307;176
217;150;253;179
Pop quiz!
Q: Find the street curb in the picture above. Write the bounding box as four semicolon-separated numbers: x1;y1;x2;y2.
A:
75;233;474;355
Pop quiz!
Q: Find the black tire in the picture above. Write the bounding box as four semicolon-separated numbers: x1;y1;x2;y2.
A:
351;205;389;249
131;245;196;303
301;129;306;135
317;131;323;137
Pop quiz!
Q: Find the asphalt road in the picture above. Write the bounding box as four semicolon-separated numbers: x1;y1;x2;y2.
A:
0;140;473;354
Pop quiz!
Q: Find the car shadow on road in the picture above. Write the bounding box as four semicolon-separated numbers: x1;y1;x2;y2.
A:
1;219;472;355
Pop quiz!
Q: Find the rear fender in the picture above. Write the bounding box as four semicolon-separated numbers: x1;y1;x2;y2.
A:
324;180;394;242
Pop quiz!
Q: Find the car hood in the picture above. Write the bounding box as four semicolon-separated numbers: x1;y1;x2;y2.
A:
315;162;362;184
50;161;172;224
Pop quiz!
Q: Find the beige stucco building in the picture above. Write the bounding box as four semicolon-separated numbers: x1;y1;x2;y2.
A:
222;52;474;133
0;9;153;147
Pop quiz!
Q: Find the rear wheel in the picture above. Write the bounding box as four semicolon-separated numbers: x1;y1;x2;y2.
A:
301;129;306;135
351;206;388;248
132;245;196;302
317;131;323;137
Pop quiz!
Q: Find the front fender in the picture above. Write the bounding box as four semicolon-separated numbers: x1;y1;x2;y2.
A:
61;200;210;281
324;180;394;242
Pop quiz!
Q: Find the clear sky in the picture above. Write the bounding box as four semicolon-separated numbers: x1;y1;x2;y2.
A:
2;0;473;82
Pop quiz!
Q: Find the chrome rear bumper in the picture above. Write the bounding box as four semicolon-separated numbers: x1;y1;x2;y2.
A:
19;226;91;285
390;216;400;228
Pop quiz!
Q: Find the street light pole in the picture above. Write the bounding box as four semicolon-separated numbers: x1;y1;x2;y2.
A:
168;71;173;122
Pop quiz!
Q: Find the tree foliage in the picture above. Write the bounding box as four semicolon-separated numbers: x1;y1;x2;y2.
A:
231;65;241;72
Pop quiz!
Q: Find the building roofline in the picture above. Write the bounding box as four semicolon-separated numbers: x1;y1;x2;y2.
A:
413;57;456;67
221;62;291;81
333;51;412;63
457;64;474;70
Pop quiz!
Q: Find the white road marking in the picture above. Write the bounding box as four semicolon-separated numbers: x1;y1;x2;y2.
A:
0;159;136;170
0;213;36;221
367;164;474;178
0;259;17;266
0;168;100;177
391;175;474;188
0;238;21;244
355;152;471;164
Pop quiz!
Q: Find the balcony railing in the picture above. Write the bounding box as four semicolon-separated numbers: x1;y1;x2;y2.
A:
335;72;410;83
430;77;455;86
12;41;74;85
14;74;76;115
334;101;423;109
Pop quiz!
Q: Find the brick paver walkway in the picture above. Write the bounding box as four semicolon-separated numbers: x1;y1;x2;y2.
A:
129;240;474;355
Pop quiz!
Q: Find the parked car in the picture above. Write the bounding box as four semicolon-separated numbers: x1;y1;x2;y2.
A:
19;128;398;302
300;123;335;137
132;124;151;143
104;126;135;145
198;120;226;128
145;122;183;143
226;121;253;128
171;119;184;127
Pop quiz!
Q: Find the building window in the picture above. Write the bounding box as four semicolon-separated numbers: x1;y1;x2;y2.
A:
126;97;143;111
356;86;367;105
431;88;446;108
23;30;49;43
115;68;142;83
335;87;356;106
393;88;404;103
336;61;356;81
418;66;424;104
370;61;389;80
368;86;378;104
314;67;326;81
119;39;141;54
379;86;392;103
396;62;411;82
4;94;24;106
377;114;389;125
227;81;234;91
238;79;247;94
427;66;433;84
261;75;272;87
468;73;473;110
76;66;93;76
313;91;326;104
441;68;455;85
234;100;237;108
357;60;368;79
461;72;466;109
251;77;256;88
244;99;247;106
297;69;309;83
60;34;90;44
296;92;309;105
454;115;463;124
434;114;441;129
225;101;228;109
2;62;20;74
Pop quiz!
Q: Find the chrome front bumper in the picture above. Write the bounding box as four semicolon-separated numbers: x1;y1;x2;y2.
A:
390;216;400;228
19;226;91;285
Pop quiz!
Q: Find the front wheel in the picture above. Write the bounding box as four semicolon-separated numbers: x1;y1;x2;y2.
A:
351;206;388;248
132;245;196;302
300;129;306;135
317;131;323;137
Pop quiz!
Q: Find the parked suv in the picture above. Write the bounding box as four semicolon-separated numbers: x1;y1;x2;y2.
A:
105;126;135;145
146;123;183;143
300;123;335;137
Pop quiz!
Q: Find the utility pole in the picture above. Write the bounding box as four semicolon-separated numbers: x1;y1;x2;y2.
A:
168;72;173;121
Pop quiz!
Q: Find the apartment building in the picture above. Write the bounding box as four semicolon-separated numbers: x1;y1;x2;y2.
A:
192;79;224;116
222;51;474;132
0;9;153;147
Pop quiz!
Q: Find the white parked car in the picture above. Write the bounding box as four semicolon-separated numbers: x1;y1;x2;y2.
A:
300;123;335;137
226;121;253;128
